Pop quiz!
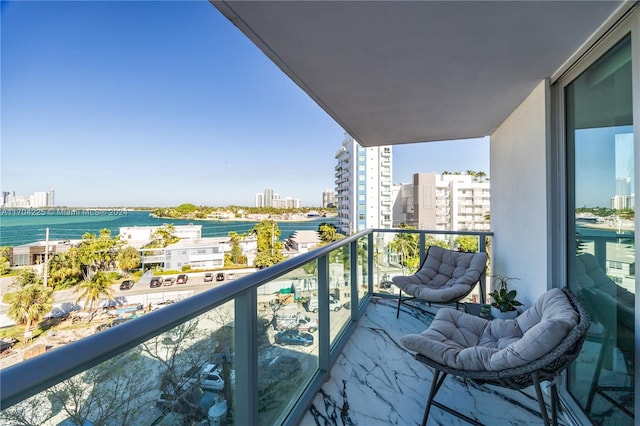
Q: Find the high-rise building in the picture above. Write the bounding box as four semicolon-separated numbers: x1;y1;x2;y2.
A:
48;188;55;206
397;172;490;232
273;197;300;209
30;192;48;208
334;134;393;234
322;189;335;208
255;193;264;208
264;188;274;207
392;183;414;226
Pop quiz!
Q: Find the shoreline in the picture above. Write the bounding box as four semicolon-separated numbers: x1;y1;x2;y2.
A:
149;214;335;223
579;222;635;233
0;211;339;247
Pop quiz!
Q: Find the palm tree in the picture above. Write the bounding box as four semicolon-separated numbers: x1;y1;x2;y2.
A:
116;246;141;276
7;284;54;333
389;225;420;273
75;271;115;312
48;250;82;288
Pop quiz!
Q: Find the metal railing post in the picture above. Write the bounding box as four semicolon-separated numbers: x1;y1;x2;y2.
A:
317;254;330;374
234;287;258;425
479;235;488;304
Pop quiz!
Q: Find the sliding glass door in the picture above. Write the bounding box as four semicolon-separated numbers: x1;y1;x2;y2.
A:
565;34;634;425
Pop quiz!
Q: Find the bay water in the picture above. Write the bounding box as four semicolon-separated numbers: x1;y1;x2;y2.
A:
0;209;338;247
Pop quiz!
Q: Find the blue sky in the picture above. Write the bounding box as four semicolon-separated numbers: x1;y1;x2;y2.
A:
1;1;489;207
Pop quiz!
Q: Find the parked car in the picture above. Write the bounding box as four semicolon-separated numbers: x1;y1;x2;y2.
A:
216;273;225;282
119;280;135;290
200;364;225;391
0;338;17;354
226;273;235;280
274;329;314;346
150;277;163;288
204;273;214;282
163;277;175;286
306;296;341;313
176;274;188;284
274;314;318;333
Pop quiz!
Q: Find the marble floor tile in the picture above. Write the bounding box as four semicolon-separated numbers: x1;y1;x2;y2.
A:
300;299;565;426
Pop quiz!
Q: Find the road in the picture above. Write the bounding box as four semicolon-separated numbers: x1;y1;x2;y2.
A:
0;271;254;326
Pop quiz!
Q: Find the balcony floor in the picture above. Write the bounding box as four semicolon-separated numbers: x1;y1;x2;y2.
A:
301;298;566;425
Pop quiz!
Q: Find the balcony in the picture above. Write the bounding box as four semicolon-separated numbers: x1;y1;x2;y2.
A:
300;297;553;425
3;225;634;425
0;228;493;425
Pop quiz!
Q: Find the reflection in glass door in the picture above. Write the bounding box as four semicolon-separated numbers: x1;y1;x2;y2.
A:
566;34;634;424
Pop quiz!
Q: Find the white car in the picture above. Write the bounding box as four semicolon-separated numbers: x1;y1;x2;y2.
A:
200;364;235;391
307;296;342;313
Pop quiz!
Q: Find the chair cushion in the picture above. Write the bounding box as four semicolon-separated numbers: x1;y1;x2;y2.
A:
392;246;487;302
400;288;578;371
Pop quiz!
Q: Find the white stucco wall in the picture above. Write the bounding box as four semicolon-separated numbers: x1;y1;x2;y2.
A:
490;80;550;308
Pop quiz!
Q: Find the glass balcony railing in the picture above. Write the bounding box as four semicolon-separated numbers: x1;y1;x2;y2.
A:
0;228;491;425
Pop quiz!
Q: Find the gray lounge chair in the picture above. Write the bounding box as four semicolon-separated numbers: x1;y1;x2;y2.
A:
575;253;634;419
392;246;488;318
400;288;589;426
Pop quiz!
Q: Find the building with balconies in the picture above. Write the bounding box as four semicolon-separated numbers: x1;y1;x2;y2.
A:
334;134;393;234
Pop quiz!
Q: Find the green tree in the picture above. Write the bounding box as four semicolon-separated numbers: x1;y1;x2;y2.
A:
455;236;479;253
76;229;123;279
389;226;420;272
0;246;11;275
225;231;247;267
14;268;43;287
317;222;344;243
147;224;179;248
251;220;285;269
48;250;82;289
74;271;115;312
6;284;54;333
175;203;197;215
116;246;141;276
619;208;634;220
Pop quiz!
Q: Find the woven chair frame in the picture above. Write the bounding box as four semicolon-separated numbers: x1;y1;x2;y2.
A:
396;247;488;317
414;288;590;425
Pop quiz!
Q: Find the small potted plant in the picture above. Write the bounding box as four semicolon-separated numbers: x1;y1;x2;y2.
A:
489;275;522;319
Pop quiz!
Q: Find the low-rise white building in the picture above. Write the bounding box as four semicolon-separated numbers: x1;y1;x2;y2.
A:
119;224;202;249
141;235;258;271
283;230;321;257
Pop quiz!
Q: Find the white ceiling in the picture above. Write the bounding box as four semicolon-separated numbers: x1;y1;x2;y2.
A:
212;1;626;147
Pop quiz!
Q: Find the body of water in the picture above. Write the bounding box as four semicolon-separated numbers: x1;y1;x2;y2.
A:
0;209;338;247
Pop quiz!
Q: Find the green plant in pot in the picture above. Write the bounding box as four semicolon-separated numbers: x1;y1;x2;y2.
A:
489;275;522;319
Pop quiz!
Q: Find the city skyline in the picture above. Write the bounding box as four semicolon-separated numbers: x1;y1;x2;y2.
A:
1;1;489;208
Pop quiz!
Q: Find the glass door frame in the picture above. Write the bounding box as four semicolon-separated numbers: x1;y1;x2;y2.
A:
550;4;640;424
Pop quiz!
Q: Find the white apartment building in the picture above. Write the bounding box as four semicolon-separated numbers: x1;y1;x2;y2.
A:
334;134;393;234
263;188;274;207
392;183;414;226
254;193;264;208
322;189;335;208
1;188;55;208
140;235;259;271
30;192;48;208
401;172;490;232
273;197;300;209
256;187;299;208
119;224;202;248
